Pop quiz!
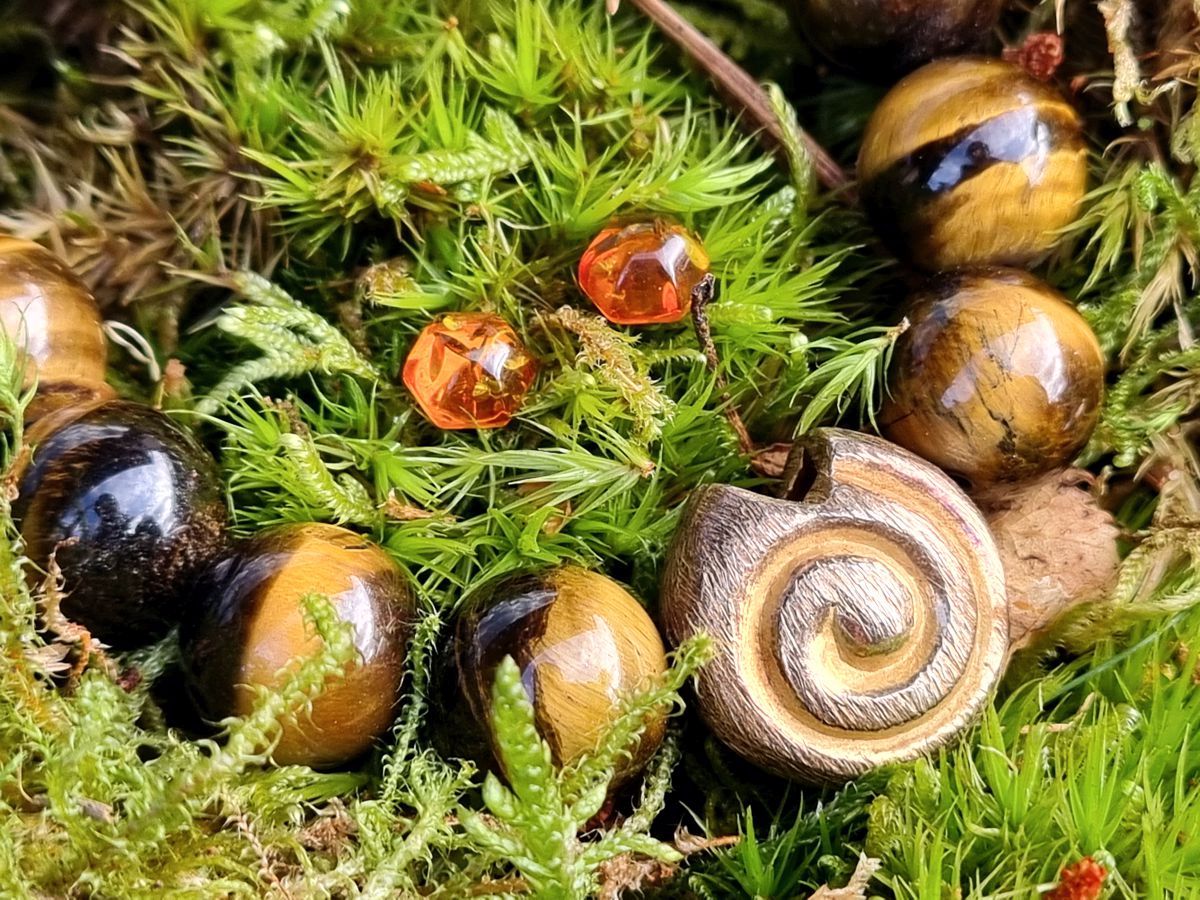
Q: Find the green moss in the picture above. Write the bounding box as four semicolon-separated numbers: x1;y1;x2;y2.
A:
2;0;1200;895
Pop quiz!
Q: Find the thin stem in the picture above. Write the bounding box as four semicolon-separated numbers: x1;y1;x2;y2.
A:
690;275;755;458
619;0;850;192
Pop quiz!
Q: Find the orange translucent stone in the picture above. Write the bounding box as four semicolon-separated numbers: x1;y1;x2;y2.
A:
403;312;537;430
578;221;710;325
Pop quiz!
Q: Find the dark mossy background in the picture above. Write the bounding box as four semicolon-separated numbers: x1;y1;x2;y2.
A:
1;1;1200;897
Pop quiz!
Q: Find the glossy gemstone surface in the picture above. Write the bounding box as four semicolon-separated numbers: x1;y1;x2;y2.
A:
858;58;1087;271
455;566;668;786
880;268;1106;487
0;236;113;417
13;399;227;647
180;523;414;768
402;312;537;430
578;221;710;325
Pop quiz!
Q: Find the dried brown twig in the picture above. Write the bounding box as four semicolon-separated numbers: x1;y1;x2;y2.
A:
690;276;792;475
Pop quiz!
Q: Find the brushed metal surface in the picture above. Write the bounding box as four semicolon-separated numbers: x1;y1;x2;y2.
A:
661;428;1009;782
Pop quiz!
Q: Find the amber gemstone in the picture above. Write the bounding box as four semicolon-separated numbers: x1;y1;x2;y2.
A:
402;312;537;430
578;221;710;325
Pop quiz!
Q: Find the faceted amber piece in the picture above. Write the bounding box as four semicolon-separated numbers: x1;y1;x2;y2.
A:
402;312;537;430
578;221;710;325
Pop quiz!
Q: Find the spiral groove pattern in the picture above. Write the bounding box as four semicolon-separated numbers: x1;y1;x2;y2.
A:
661;428;1008;782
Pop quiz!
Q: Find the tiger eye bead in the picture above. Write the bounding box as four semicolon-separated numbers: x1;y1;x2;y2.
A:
455;566;668;786
792;0;1004;74
0;237;113;416
13;399;226;647
858;58;1087;272
880;268;1105;488
180;523;414;768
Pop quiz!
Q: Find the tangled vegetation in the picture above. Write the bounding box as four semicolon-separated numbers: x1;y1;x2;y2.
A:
1;0;1200;896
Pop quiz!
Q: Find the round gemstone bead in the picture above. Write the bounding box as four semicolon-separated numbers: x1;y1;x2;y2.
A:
402;312;537;430
0;236;115;419
180;523;413;768
857;58;1087;272
578;221;710;325
880;268;1105;487
454;566;668;787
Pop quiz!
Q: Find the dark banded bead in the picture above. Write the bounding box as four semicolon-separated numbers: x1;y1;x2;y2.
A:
792;0;1004;75
13;399;227;647
180;523;414;768
858;58;1087;272
880;268;1105;487
455;566;667;787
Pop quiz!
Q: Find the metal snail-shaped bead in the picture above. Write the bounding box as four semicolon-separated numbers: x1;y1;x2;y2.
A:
661;428;1009;783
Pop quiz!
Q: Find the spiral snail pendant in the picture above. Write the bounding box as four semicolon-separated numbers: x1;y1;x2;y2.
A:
662;428;1008;782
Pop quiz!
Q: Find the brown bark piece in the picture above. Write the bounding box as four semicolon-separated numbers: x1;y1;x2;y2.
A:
976;470;1121;650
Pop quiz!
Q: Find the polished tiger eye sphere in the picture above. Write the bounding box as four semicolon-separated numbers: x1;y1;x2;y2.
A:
880;268;1106;487
13;399;226;647
180;523;413;768
858;57;1088;272
403;312;538;430
578;221;710;325
792;0;1004;74
0;236;113;416
455;566;668;785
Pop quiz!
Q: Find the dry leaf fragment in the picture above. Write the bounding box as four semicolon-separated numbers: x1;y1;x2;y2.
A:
37;549;118;685
382;490;440;522
1098;0;1143;126
809;854;882;900
597;855;678;899
296;799;357;855
673;826;741;855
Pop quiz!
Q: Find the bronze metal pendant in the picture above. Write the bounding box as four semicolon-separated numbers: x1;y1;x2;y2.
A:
661;428;1009;782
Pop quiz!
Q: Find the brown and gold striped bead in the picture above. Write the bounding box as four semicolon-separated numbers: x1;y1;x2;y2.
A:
455;566;668;786
791;0;1004;75
0;237;113;416
879;268;1106;487
180;523;414;768
858;58;1087;272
